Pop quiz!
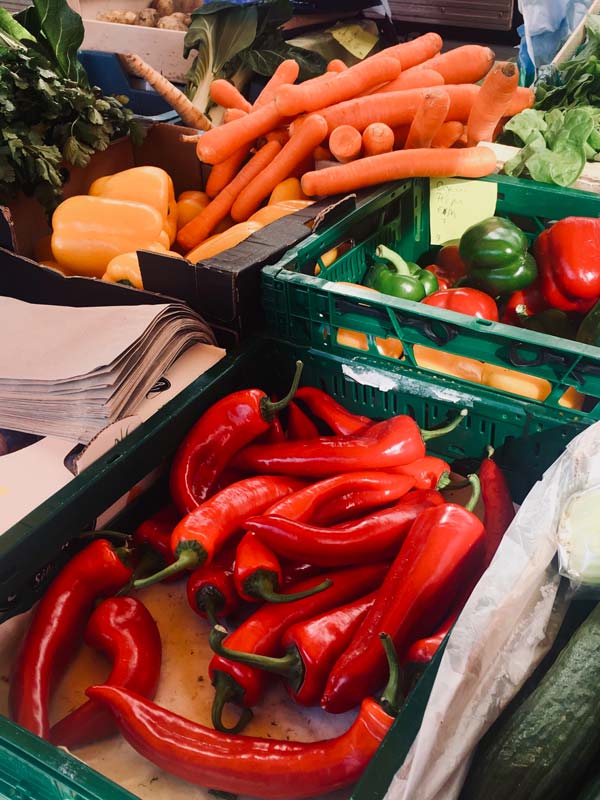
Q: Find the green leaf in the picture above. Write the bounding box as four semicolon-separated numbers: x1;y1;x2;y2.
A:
240;34;326;80
32;0;87;83
503;109;547;146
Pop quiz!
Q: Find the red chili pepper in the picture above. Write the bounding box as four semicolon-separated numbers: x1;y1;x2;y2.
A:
390;456;451;490
208;564;388;732
232;411;467;477
49;597;161;749
169;361;303;514
210;592;377;707
234;532;332;603
9;539;132;740
287;401;320;440
294;387;371;435
322;476;484;714
86;633;402;800
256;396;287;444
500;282;547;325
187;564;240;627
422;287;499;321
480;445;515;568
281;561;325;585
214;467;247;492
405;609;456;664
133;476;305;589
535;223;598;313
133;505;181;583
424;265;450;290
246;483;441;569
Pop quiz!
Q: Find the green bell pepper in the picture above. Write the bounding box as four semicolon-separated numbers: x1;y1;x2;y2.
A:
364;244;438;301
458;217;538;295
577;300;600;345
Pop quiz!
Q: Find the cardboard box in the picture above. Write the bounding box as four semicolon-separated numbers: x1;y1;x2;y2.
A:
1;123;356;345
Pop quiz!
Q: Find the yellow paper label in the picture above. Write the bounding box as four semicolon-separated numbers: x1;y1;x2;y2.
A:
330;24;378;60
429;178;498;246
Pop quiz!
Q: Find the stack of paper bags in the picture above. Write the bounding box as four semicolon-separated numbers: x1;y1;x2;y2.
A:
0;297;217;443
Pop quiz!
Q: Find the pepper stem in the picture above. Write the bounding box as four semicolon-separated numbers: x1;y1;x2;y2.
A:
486;445;495;459
465;474;481;513
378;633;403;717
78;529;133;544
421;409;468;442
132;546;201;589
246;573;333;603
211;670;254;734
261;361;303;422
196;588;224;628
375;244;411;275
436;471;451;490
209;625;305;692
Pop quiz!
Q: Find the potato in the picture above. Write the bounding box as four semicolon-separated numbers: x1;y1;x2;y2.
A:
153;0;175;17
157;13;187;28
96;9;137;23
170;11;191;24
176;0;202;12
136;8;159;25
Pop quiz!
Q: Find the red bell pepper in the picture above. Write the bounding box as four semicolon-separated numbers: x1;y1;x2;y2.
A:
232;411;467;477
535;219;600;313
169;362;303;514
294;387;371;435
424;265;450;291
501;282;547;325
208;564;389;732
435;241;467;285
133;476;305;589
422;287;499;321
9;539;132;740
322;476;484;713
245;486;442;568
287;401;320;440
49;597;161;749
86;633;402;800
209;592;377;707
234;532;332;603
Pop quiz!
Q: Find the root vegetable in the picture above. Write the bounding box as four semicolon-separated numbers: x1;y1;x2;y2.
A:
157;14;187;29
136;8;159;26
97;10;137;23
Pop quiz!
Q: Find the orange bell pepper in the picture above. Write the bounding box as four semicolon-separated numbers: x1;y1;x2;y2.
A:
177;191;210;229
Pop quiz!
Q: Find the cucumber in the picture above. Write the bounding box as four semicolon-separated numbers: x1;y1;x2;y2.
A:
578;773;600;800
460;601;600;800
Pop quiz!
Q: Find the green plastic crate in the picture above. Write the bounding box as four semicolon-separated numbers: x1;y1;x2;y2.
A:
0;335;587;800
262;175;600;421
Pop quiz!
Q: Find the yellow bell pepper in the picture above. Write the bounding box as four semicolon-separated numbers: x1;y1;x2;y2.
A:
51;196;165;277
102;245;183;289
269;178;308;205
185;221;263;263
177;191;210;229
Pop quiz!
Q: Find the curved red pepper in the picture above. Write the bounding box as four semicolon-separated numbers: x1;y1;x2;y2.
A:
535;225;597;313
134;476;305;589
256;396;286;444
390;456;451;490
287;401;320;440
208;563;388;732
169;361;303;514
322;477;485;714
187;563;240;627
232;411;467;477
500;282;547;325
480;446;515;568
210;592;377;707
246;484;445;569
133;505;181;583
422;287;499;321
405;609;457;664
9;539;132;740
86;633;401;800
49;597;161;749
234;532;332;603
294;387;371;435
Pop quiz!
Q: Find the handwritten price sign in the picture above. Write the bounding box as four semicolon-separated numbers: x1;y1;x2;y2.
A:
429;178;498;245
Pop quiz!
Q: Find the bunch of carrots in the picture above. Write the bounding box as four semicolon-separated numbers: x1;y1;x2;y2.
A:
126;35;534;259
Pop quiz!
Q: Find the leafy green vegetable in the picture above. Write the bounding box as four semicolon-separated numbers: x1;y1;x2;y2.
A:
31;0;87;84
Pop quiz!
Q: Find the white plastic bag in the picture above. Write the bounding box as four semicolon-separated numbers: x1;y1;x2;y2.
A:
519;0;593;68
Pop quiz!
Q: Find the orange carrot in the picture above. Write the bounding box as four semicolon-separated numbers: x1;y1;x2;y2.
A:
417;46;495;85
372;32;442;69
254;60;300;108
196;102;282;165
372;67;444;94
301;146;497;197
205;109;250;198
317;84;534;133
362;123;394;156
327;59;347;73
431;121;465;148
265;128;291;146
209;79;252;113
178;140;282;251
329;124;363;163
274;57;402;117
231;115;328;222
404;89;450;149
314;144;334;162
466;62;519;146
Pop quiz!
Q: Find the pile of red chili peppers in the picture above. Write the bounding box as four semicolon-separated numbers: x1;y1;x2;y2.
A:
9;365;516;800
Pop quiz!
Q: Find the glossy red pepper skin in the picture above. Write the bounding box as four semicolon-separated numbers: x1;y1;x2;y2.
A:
322;501;484;713
435;241;467;285
9;539;132;740
390;456;450;490
133;505;181;582
234;532;284;602
405;611;456;664
187;561;240;624
246;482;445;570
535;223;598;313
169;363;302;514
232;415;459;477
422;287;499;321
49;597;161;749
501;282;547;325
425;265;450;291
87;685;394;800
294;387;371;435
480;451;515;568
209;564;388;710
287;401;320;440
